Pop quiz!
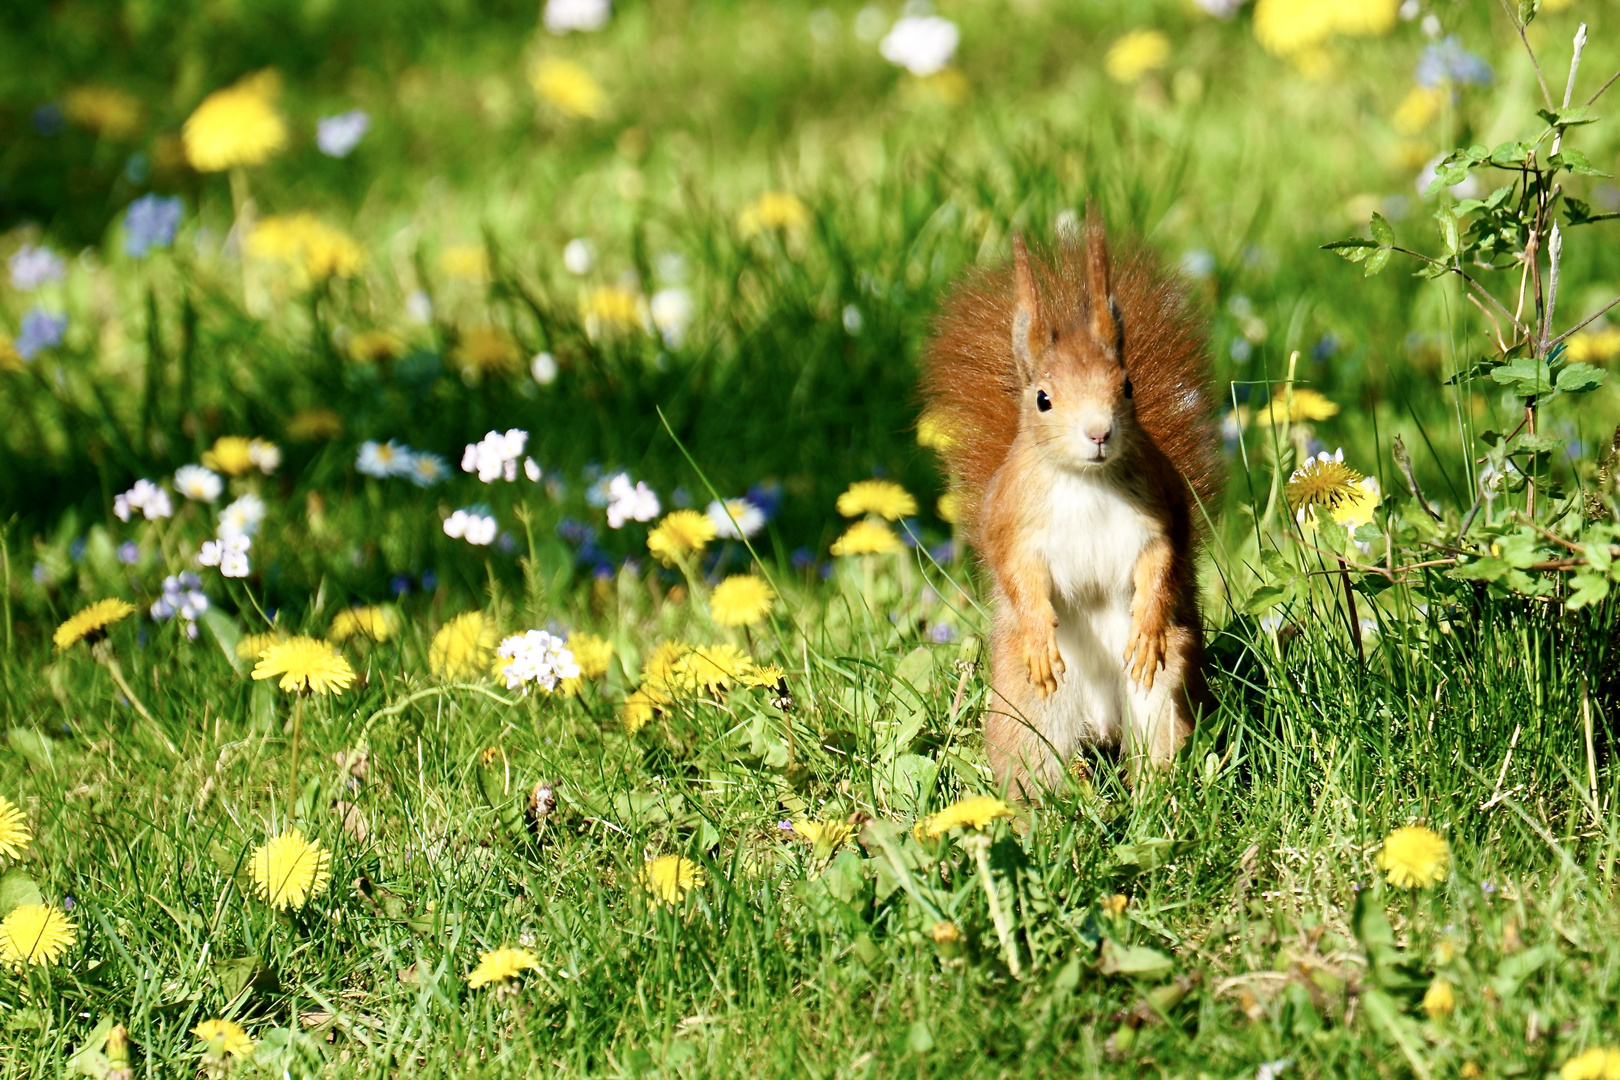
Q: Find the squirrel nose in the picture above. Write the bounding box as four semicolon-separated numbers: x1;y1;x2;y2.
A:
1084;422;1113;445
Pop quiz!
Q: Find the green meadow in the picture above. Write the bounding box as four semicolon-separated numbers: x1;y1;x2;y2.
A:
5;0;1620;1075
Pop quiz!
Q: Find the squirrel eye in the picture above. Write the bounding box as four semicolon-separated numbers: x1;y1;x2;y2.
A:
1036;389;1052;412
1123;379;1134;399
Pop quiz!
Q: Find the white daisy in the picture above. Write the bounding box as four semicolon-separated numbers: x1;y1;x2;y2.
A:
605;473;659;528
880;15;959;77
218;494;266;538
357;440;411;478
174;464;223;503
650;288;694;348
544;0;611;34
495;630;581;692
707;497;765;539
247;438;281;474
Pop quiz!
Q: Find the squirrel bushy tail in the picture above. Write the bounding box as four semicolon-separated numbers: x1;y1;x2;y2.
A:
921;231;1221;541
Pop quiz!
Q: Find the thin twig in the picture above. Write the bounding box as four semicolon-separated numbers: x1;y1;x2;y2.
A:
1583;67;1620;107
1501;0;1556;109
1551;292;1620;345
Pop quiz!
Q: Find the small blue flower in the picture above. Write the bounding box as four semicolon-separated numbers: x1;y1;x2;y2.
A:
1417;36;1492;88
123;194;183;258
746;480;784;521
1312;333;1340;362
16;308;67;359
420;570;439;591
930;623;958;644
791;546;815;571
116;541;139;565
317;109;370;158
389;574;413;597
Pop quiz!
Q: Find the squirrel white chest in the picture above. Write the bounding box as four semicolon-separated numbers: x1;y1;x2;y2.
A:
1038;469;1155;606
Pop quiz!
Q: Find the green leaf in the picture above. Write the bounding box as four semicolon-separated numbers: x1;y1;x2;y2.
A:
5;728;54;773
1446;556;1510;582
1509;432;1562;456
1098;938;1174;981
1369;212;1395;246
68;1016;117;1079
1489;357;1552;396
1490;943;1559;999
1434;208;1459;255
1364;246;1393;277
1567;572;1610;609
1557;362;1606;393
1110;838;1189;875
0;870;43;917
1552;148;1608;177
200;608;244;675
1323;238;1378;263
1518;0;1541;23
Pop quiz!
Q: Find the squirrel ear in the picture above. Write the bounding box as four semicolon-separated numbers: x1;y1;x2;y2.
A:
1085;212;1121;359
1011;234;1043;383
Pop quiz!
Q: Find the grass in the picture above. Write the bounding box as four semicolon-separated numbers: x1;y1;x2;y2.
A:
5;0;1620;1075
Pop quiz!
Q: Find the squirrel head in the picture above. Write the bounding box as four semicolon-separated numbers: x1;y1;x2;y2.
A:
1010;221;1134;471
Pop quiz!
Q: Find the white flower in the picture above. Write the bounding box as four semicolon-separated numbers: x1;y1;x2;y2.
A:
218;493;266;538
406;289;434;323
460;429;529;483
444;508;498;546
707;498;765;540
357;440;413;478
198;532;251;577
174;464;223;503
605;473;659;528
524;457;542;482
8;245;66;290
114;479;173;522
316;109;370;158
650;288;694;348
562;238;596;274
151;572;209;631
879;16;959;77
495;630;581;692
1192;0;1245;16
248;438;281;474
544;0;611;34
406;452;449;487
531;351;559;385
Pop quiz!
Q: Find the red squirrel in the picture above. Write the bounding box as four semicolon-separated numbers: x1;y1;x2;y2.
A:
921;217;1220;794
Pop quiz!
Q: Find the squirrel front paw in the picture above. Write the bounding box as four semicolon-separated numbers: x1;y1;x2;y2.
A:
1022;618;1065;697
1124;617;1167;691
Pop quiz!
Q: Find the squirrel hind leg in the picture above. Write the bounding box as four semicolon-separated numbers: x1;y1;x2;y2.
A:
1121;623;1201;781
985;628;1077;800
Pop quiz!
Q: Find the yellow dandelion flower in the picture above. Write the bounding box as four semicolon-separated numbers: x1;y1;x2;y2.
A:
201;435;255;476
709;575;776;627
1285;453;1365;516
918;795;1014;840
346;330;406;363
249;830;332;910
641;640;695;700
246;214;363;280
182;76;287;172
429;612;497;679
531;59;606;118
62;86;143;139
0;338;23;374
54;598;137;650
792;819;855;850
680;644;754;693
236;631;285;662
251;636;355;695
567;632;613;679
1393;86;1446;136
1422;976;1456;1020
639;855;705;904
647;510;717;566
193;1019;254;1059
440;245;490;280
1563;1048;1620;1080
937;491;961;524
830;519;903;556
1565;327;1620;364
466;946;540;989
286;407;344;441
622;688;660;733
742;664;785;688
452;327;523;376
1259;387;1339;425
1253;0;1397;58
0;903;76;968
1105;30;1171;84
328;606;399;644
916;411;959;451
837;479;918;520
0;796;31;860
582;287;644;337
1377;824;1449;890
738;192;810;238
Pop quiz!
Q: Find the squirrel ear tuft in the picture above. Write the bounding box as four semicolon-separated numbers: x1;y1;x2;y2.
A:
1085;212;1120;359
1011;234;1043;383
